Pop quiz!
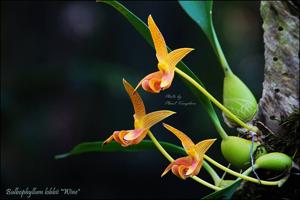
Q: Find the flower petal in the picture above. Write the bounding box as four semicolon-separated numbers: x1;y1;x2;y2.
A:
160;70;174;89
173;156;193;165
123;79;146;119
148;15;168;62
130;129;149;145
161;156;192;178
103;131;120;145
171;165;180;177
178;165;188;179
161;162;173;177
148;77;162;93
111;131;122;144
186;158;202;176
190;159;203;176
123;128;146;141
194;139;216;157
134;71;163;93
103;135;114;145
166;48;194;70
163;123;195;152
142;110;176;129
103;129;149;147
119;130;130;147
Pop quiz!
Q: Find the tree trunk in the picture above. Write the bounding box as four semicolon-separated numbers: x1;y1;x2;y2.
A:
233;1;299;199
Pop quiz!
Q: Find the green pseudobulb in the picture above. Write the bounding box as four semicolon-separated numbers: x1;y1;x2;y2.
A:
255;152;292;171
223;73;258;123
221;136;266;169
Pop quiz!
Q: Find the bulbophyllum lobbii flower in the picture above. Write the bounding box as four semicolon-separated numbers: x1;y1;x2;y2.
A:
103;79;175;147
135;15;194;93
161;123;216;179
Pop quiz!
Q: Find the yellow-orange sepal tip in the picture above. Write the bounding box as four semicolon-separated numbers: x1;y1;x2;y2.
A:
195;139;216;155
162;123;195;152
166;48;194;70
147;15;168;62
122;78;146;118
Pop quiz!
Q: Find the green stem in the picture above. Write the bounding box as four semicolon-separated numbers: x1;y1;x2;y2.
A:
236;166;253;182
203;160;221;185
217;163;231;186
175;67;258;133
147;130;221;191
212;116;228;140
209;24;232;76
204;155;280;186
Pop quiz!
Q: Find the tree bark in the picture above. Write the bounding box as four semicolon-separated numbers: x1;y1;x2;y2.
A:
234;1;299;199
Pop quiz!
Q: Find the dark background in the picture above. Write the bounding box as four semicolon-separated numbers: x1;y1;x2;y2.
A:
1;1;264;199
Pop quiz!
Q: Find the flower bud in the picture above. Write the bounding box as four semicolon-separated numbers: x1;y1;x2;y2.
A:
221;136;265;168
223;73;258;123
255;152;292;171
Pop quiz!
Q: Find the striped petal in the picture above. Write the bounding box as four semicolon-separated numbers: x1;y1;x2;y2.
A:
148;15;168;62
142;110;176;129
163;123;195;152
194;139;216;159
166;48;194;70
123;79;146;119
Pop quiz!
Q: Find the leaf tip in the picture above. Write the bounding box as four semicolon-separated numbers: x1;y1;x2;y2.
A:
54;153;70;160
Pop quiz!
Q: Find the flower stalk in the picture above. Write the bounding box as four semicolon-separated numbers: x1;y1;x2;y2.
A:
204;155;282;186
174;67;258;133
210;24;233;76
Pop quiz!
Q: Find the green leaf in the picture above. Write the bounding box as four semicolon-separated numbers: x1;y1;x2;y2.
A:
178;1;231;74
202;179;242;200
178;0;214;43
98;0;227;139
57;139;242;199
55;140;186;159
55;139;220;185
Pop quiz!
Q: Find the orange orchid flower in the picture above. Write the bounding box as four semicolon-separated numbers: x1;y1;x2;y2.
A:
135;15;194;93
103;79;175;147
161;123;216;180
